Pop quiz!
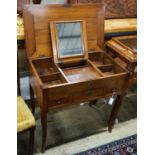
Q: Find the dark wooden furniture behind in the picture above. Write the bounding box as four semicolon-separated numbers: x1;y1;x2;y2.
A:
67;0;137;19
106;35;137;89
23;4;130;153
103;0;137;19
17;0;30;16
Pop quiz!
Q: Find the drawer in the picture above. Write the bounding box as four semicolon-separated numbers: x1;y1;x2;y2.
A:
48;97;70;108
46;73;127;109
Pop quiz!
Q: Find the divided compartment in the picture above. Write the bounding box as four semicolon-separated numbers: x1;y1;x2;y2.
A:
58;59;102;83
88;51;112;67
32;57;67;85
32;57;59;76
89;51;125;77
98;64;115;76
40;72;67;85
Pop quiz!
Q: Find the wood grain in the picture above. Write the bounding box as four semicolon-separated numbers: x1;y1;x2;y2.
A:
23;4;130;152
70;0;137;19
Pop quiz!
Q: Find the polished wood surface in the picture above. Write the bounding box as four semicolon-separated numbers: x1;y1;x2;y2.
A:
69;0;137;19
23;4;129;152
105;18;137;34
103;0;137;19
106;35;137;91
24;4;105;59
106;35;137;65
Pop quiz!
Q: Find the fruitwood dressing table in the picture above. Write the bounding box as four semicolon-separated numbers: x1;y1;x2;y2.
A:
23;4;129;153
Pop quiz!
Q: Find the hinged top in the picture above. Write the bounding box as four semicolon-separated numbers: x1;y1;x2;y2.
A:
23;4;105;60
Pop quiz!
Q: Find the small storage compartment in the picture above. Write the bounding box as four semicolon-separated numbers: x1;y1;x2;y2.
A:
32;57;67;86
59;60;102;83
32;57;59;76
88;51;112;67
40;73;67;85
97;64;124;77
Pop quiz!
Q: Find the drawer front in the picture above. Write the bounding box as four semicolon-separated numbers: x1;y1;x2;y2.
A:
49;97;70;107
47;73;127;109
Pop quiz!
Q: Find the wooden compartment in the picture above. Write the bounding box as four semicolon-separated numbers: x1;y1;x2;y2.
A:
32;57;59;76
88;51;112;67
40;73;67;86
89;51;125;77
32;57;67;85
97;65;120;77
23;4;130;152
59;60;102;83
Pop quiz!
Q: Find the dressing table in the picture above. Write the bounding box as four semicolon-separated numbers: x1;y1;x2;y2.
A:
23;4;130;152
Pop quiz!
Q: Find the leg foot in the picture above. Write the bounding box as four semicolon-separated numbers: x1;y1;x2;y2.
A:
41;111;47;153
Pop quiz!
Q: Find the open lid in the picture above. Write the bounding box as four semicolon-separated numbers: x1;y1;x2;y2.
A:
106;35;137;64
23;4;105;60
112;35;137;54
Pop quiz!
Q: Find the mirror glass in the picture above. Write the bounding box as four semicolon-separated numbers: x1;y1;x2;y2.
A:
56;22;84;58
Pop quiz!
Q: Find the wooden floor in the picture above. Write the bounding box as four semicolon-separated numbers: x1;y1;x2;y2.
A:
18;76;137;155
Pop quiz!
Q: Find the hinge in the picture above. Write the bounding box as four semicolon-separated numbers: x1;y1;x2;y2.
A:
58;59;63;65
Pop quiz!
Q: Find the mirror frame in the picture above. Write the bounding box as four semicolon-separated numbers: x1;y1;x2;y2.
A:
50;20;88;63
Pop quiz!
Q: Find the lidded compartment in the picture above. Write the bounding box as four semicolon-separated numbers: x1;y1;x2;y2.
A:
23;4;128;90
23;4;107;85
106;35;137;76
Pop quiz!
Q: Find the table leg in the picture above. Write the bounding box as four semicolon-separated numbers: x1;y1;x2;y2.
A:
17;49;21;96
89;99;98;107
41;110;47;153
108;94;124;132
29;127;35;155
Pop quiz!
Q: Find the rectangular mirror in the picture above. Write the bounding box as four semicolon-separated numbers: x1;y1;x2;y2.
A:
50;20;88;63
56;22;84;58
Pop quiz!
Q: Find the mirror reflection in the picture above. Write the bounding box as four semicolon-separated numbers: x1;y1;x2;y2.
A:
56;22;84;58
